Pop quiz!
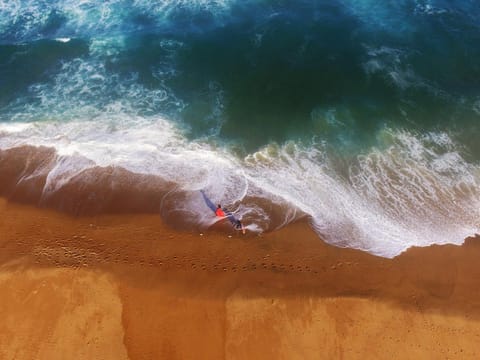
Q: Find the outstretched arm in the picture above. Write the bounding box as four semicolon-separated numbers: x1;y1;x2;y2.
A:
200;190;217;213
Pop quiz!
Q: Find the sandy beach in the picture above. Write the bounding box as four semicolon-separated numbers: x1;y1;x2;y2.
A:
1;196;480;359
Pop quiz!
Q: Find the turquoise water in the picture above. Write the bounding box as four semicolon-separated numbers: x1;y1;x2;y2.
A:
1;0;480;257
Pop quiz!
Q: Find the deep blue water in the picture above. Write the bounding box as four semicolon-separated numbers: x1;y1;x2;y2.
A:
1;1;480;150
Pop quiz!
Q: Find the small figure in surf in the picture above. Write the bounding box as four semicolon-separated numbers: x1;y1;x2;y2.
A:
200;191;246;234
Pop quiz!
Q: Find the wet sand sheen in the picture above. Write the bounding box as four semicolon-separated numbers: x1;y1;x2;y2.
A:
1;197;480;359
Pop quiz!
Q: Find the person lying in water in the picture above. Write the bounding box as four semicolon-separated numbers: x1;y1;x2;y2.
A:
218;205;246;234
201;191;246;234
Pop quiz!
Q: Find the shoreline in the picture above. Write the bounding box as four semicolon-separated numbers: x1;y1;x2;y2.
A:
2;144;477;259
1;197;480;359
0;145;301;233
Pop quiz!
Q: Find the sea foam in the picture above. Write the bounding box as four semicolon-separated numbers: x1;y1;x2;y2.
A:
1;119;478;258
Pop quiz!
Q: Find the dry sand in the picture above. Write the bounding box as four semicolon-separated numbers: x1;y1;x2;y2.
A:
1;197;480;359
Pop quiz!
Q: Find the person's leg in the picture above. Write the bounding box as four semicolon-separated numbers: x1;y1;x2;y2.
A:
226;212;237;225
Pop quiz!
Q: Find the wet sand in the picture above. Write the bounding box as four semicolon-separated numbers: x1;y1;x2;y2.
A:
1;197;480;359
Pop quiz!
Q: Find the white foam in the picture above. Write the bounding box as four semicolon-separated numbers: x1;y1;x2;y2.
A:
1;118;479;258
0;0;50;41
0;0;236;42
362;46;443;94
0;122;31;133
0;116;247;209
2;51;184;124
414;1;448;16
243;132;480;257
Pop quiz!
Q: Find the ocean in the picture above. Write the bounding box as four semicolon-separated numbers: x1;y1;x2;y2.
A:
1;0;479;257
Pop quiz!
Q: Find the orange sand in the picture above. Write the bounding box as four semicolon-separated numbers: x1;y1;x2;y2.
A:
1;197;480;359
